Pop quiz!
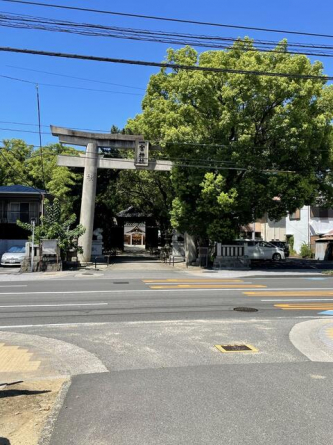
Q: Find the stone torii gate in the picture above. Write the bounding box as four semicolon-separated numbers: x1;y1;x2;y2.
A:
51;126;172;263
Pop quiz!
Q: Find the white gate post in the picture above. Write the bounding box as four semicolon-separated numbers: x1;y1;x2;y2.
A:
78;142;98;263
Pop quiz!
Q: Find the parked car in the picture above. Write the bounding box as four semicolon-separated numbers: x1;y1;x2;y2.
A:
269;240;290;257
1;246;26;266
235;240;285;261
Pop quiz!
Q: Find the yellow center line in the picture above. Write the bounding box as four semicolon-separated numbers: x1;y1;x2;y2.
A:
143;279;245;283
150;284;267;289
275;304;333;310
244;291;333;297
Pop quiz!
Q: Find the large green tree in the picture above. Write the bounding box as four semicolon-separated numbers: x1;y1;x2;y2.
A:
127;41;333;242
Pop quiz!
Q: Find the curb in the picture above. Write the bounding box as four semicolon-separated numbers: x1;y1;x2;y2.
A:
290;319;333;362
38;378;71;445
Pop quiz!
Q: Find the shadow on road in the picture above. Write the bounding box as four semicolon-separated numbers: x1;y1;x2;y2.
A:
250;258;333;271
112;256;161;264
0;389;51;399
202;258;333;273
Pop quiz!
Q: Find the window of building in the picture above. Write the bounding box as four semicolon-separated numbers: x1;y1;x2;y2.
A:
289;209;300;220
311;207;329;218
9;202;30;223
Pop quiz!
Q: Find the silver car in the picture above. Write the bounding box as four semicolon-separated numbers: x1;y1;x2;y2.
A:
1;246;26;266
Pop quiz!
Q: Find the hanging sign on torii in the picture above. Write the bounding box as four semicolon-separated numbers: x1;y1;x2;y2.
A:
51;125;172;263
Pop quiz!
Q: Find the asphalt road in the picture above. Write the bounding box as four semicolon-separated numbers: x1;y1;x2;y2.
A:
50;362;333;445
0;271;332;326
1;267;333;444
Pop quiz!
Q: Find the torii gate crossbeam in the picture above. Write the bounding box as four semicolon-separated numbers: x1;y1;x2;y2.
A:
51;126;172;263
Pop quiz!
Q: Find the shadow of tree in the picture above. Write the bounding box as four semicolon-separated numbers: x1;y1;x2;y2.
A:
0;438;11;445
0;389;51;399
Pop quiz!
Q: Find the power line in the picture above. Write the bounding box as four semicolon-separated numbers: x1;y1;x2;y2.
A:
6;65;146;90
2;0;333;40
0;120;112;133
60;154;326;174
1;124;331;154
0;126;51;134
2;12;333;58
2;145;327;174
0;46;331;81
19;149;333;172
0;73;143;96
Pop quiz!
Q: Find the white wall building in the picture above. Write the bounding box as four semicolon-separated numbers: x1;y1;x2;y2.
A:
285;207;310;253
261;207;333;254
286;206;333;253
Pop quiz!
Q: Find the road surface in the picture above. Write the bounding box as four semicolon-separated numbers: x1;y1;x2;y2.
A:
1;266;333;444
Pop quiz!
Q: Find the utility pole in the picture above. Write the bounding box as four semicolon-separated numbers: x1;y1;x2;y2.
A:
36;84;46;191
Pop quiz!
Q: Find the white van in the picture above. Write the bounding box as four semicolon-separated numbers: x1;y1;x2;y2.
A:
235;240;285;261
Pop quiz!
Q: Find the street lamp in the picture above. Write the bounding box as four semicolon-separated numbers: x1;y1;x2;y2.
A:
31;218;36;273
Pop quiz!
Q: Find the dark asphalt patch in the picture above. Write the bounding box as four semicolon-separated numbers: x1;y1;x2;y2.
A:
234;307;258;312
215;344;258;353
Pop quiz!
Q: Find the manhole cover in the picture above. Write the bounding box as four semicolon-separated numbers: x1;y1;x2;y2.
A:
234;307;258;312
82;272;93;276
215;344;258;353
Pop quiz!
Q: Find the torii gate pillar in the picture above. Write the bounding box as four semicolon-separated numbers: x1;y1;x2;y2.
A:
79;141;98;263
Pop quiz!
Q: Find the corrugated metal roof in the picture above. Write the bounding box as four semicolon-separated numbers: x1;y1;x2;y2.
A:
0;185;46;194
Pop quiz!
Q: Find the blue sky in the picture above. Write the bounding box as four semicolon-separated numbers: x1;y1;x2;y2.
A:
1;0;333;148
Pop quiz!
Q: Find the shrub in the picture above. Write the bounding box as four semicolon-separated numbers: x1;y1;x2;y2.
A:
300;243;312;258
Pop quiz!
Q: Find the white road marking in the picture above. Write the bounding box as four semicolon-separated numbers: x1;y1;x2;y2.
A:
0;303;108;308
0;285;27;288
0;287;333;295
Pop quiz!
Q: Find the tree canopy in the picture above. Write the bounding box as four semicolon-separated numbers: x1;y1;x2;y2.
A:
127;40;333;242
0;139;82;219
